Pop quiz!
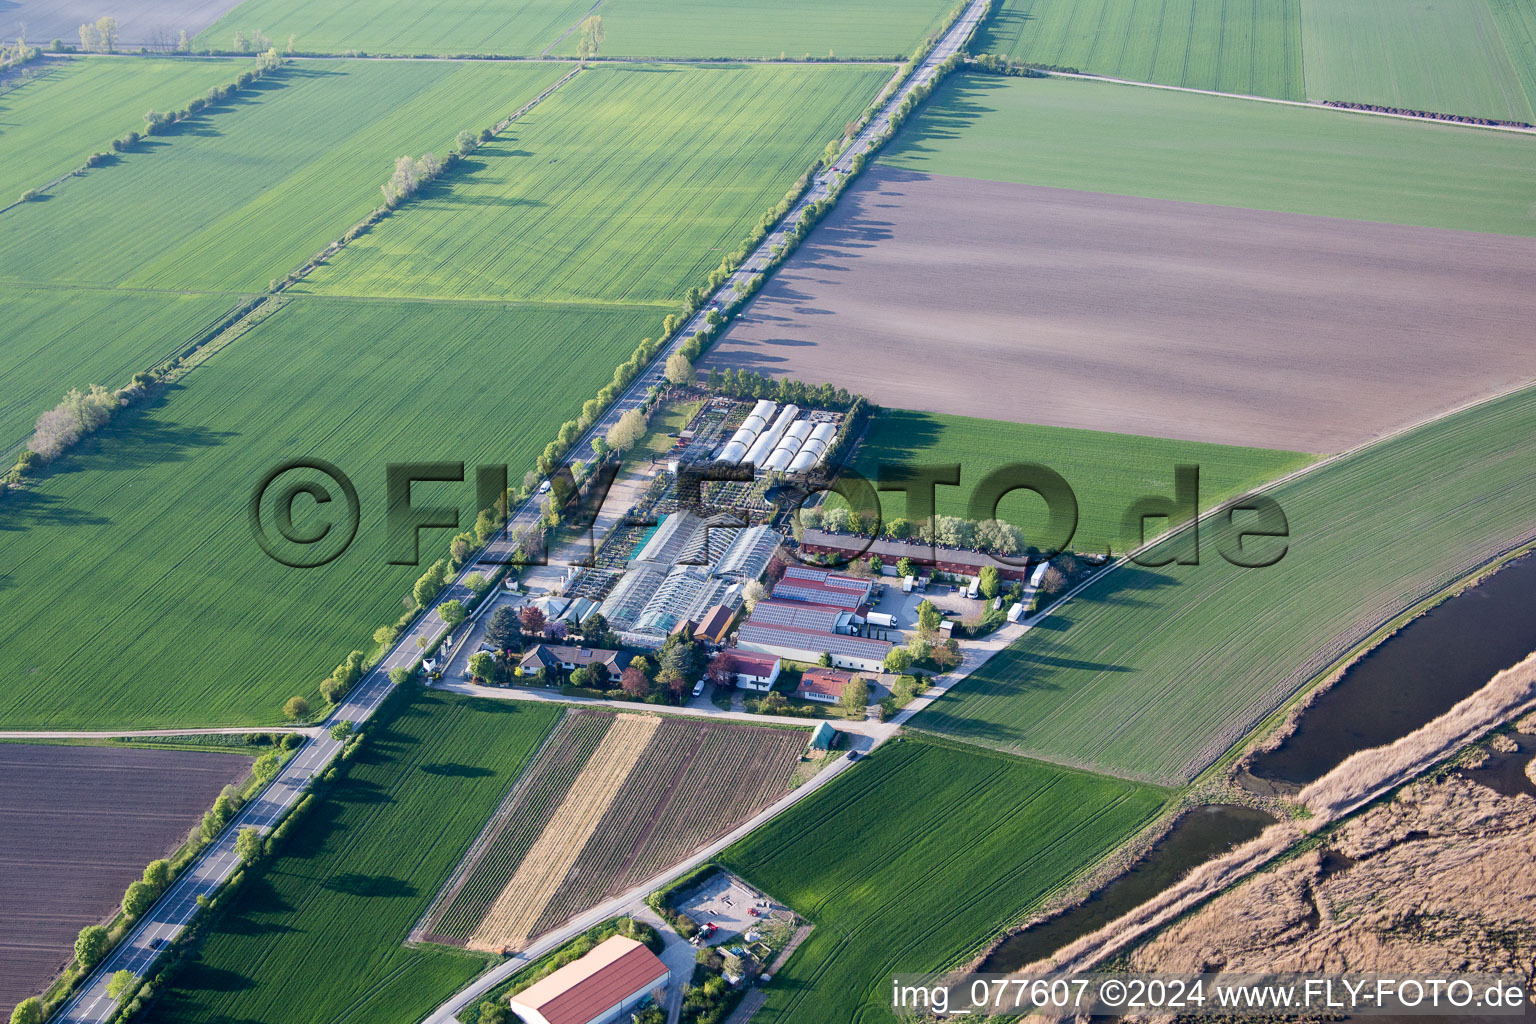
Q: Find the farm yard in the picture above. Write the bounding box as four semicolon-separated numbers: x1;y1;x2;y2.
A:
916;382;1536;784
832;411;1311;554
299;63;894;304
0;57;235;200
421;710;806;951
973;0;1305;99
546;0;957;58
0;743;254;1019
719;737;1166;1024
1300;0;1536;122
0;298;654;729
0;289;234;448
143;691;561;1024
878;74;1536;236
703;162;1536;453
0;59;567;293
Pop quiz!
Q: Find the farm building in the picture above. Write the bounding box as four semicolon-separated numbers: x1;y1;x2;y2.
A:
798;528;1032;582
724;652;782;692
736;600;891;672
507;934;669;1024
809;722;840;751
771;565;872;612
520;645;632;684
797;667;857;703
694;604;735;644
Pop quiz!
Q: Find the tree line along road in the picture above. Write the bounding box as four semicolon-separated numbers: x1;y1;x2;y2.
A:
54;2;991;1019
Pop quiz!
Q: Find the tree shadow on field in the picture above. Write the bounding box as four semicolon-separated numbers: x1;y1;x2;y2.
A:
420;761;493;777
325;872;417;898
174;963;258;995
0;487;110;533
335;777;394;806
880;75;1008;165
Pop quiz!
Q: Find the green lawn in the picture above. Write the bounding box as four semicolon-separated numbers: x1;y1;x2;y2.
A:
719;737;1166;1023
0;288;236;448
917;383;1536;785
0;60;567;292
0;57;237;201
881;73;1536;236
838;410;1311;555
299;63;891;304
547;0;952;58
1301;0;1535;121
0;298;656;730
197;0;594;56
973;0;1305;99
146;690;562;1024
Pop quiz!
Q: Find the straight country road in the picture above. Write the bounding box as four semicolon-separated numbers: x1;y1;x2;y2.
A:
53;4;988;1019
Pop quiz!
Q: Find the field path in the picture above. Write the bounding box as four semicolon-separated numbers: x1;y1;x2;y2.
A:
1039;68;1536;134
0;726;319;740
465;713;658;951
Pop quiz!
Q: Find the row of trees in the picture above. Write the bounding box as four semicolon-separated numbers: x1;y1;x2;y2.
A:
800;506;1028;557
77;16;118;52
705;368;857;410
1;35;41;69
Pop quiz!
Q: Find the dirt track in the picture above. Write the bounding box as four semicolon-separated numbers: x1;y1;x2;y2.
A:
0;744;252;1017
702;166;1536;453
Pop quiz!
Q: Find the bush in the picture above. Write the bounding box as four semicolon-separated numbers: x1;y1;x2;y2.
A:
283;695;311;721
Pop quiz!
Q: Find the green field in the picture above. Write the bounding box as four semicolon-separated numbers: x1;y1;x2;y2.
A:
0;57;237;201
917;383;1536;785
146;690;562;1024
881;73;1536;236
719;738;1166;1023
0;297;656;729
838;410;1311;555
299;63;891;303
973;0;1305;99
0;60;567;292
1491;0;1536;106
197;0;594;56
548;0;952;58
1301;0;1535;121
0;289;235;447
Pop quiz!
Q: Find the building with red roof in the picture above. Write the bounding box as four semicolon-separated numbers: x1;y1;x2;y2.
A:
797;667;858;703
507;934;669;1024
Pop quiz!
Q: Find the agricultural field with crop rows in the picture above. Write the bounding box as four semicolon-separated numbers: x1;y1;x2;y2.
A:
0;743;254;1017
299;63;893;304
0;56;236;201
1300;0;1535;122
879;74;1536;236
0;289;234;448
144;691;561;1024
973;0;1304;99
0;59;566;293
422;711;805;951
547;0;956;59
197;0;595;57
832;410;1312;554
917;383;1536;785
0;298;655;730
719;737;1166;1024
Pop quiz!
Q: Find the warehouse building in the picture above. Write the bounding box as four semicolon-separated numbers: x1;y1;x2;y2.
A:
736;599;891;672
507;935;669;1024
797;528;1033;582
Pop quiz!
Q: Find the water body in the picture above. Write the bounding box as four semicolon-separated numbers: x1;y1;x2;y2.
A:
1248;553;1536;786
977;804;1275;973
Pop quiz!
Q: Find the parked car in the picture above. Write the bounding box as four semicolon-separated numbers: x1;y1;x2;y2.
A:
692;679;706;698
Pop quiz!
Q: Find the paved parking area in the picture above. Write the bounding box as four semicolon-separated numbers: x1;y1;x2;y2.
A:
677;872;783;946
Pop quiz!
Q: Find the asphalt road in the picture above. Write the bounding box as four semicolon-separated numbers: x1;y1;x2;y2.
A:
55;4;988;1019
